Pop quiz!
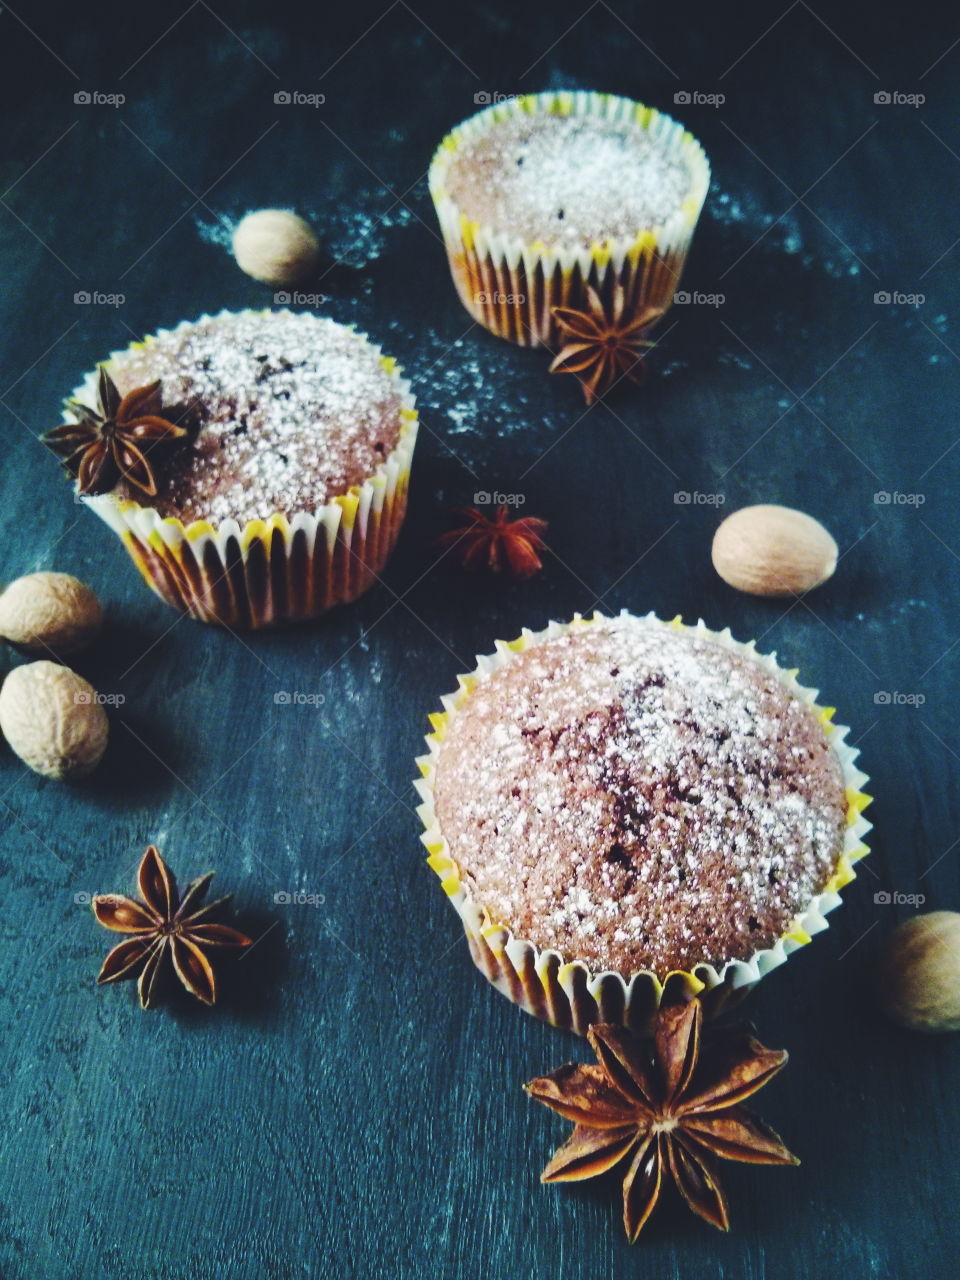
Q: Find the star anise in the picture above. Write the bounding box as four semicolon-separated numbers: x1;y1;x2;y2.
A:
43;365;187;497
525;1001;798;1241
550;285;663;405
436;504;548;578
93;845;252;1009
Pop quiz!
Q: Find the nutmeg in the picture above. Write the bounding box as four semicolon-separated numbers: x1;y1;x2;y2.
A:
0;571;103;657
875;911;960;1033
0;661;109;780
711;504;838;597
232;209;319;286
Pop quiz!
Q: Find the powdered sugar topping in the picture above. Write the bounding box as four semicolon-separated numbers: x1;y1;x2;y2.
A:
106;311;404;523
433;616;846;976
444;115;694;247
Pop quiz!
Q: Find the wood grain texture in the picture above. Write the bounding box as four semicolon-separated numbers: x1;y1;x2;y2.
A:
0;2;958;1277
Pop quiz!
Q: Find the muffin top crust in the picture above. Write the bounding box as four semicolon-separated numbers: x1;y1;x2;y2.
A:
442;113;695;248
432;616;847;977
102;311;405;524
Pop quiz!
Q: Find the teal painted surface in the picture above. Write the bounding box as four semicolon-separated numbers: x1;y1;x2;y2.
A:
0;2;958;1276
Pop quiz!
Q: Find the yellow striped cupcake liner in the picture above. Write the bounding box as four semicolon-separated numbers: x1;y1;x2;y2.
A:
415;612;872;1036
75;311;419;629
428;91;711;348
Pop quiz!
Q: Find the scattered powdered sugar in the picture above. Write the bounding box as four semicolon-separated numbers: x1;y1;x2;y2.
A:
433;615;846;976
444;115;694;247
194;215;235;250
106;311;404;523
322;200;416;269
707;188;865;279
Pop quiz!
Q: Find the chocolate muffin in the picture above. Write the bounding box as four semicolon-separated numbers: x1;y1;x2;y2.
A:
109;311;406;525
428;91;710;346
429;615;849;978
68;311;418;627
442;112;697;251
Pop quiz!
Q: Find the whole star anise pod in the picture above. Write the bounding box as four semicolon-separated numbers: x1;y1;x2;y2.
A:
525;1001;798;1241
436;504;548;578
43;365;187;497
93;845;252;1009
550;285;663;405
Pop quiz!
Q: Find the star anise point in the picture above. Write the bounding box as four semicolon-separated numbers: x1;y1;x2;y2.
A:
436;504;548;579
526;1000;798;1241
550;285;664;405
93;845;251;1010
43;365;188;498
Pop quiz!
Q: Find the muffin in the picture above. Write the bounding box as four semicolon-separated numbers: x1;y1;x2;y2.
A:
415;614;871;1034
429;91;710;347
48;310;418;628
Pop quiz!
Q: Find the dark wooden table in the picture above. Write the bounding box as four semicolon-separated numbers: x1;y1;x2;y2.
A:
1;2;958;1276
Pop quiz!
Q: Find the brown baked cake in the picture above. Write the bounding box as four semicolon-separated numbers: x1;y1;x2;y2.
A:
54;311;419;627
108;311;407;525
442;112;696;251
428;91;711;346
430;614;847;977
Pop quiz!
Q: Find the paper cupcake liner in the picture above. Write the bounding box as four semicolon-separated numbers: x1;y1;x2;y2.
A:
428;91;711;348
75;312;419;629
415;612;872;1036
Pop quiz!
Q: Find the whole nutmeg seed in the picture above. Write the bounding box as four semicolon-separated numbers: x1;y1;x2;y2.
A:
0;660;109;780
875;911;960;1033
0;571;103;657
711;504;838;597
232;209;319;286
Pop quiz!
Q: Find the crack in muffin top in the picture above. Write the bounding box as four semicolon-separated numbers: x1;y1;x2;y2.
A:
104;311;405;524
443;113;695;248
433;616;847;977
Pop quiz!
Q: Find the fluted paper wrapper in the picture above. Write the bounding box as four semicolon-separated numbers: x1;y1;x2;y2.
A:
428;91;711;348
415;613;872;1036
74;312;419;629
